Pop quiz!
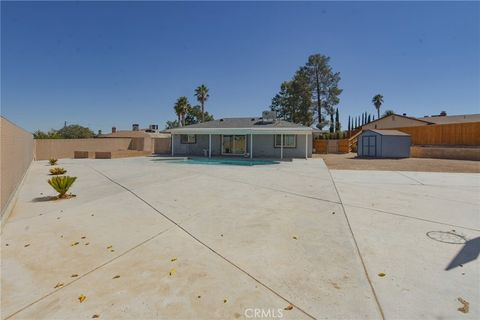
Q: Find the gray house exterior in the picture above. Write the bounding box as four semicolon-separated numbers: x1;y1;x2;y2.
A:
358;129;411;158
169;117;313;159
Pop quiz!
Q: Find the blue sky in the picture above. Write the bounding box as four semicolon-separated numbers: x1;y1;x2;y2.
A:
1;1;479;132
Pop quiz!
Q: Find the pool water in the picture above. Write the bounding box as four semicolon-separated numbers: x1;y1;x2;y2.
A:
162;158;279;166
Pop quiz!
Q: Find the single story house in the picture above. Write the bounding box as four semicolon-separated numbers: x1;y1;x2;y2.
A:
169;114;313;159
358;129;411;158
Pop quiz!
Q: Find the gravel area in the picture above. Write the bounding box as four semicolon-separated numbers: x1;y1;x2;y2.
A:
316;153;480;173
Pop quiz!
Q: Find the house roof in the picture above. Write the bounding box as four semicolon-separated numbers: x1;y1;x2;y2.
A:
179;117;307;129
418;114;480;125
365;129;410;136
362;114;433;127
170;117;312;135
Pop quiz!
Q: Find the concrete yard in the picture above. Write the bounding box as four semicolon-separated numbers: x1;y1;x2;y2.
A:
1;157;479;319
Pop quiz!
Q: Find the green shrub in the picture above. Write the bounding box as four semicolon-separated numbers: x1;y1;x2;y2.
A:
48;176;77;198
49;167;67;175
49;158;58;165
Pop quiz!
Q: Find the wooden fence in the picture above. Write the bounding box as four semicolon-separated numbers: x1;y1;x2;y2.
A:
395;122;480;146
313;139;351;154
313;140;328;153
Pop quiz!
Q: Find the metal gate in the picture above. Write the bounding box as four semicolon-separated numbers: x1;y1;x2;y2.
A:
362;136;376;157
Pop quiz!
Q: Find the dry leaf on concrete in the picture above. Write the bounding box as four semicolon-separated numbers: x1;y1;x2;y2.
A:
458;297;469;313
78;294;87;303
284;304;294;311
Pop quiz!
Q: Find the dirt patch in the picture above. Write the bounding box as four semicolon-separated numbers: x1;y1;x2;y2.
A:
315;153;480;173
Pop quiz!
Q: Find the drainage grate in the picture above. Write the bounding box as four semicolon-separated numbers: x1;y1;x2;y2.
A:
426;231;467;244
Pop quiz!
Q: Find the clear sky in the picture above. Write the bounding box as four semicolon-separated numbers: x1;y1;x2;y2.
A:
1;1;479;133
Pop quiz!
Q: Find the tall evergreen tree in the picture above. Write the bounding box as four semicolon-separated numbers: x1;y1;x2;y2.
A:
270;69;313;126
348;115;351;132
335;108;340;132
303;54;342;129
367;114;371;123
329;113;334;133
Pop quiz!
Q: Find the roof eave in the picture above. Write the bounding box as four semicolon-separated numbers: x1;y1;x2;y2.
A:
169;127;312;135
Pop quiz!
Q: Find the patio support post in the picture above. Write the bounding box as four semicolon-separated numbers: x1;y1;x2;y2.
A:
171;134;174;156
280;134;284;160
305;134;308;159
208;134;212;158
250;134;253;159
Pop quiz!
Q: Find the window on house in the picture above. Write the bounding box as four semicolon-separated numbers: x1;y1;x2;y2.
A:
180;134;196;144
274;134;296;148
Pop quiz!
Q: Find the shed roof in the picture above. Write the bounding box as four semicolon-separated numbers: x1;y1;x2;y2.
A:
365;129;410;136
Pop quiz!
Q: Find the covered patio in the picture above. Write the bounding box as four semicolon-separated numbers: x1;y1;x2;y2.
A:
170;127;313;160
169;116;313;159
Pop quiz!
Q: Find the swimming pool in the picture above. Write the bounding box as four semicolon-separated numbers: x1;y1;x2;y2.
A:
161;158;279;166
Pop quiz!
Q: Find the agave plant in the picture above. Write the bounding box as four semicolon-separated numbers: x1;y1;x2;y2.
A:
48;176;77;198
49;158;58;165
49;167;67;175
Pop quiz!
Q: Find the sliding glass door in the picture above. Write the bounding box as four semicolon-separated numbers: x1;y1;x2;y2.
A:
222;135;246;155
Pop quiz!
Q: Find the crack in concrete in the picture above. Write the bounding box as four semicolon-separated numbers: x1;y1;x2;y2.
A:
326;168;386;320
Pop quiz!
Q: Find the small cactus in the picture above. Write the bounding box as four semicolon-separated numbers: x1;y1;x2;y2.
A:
49;167;67;175
49;158;58;165
48;176;77;198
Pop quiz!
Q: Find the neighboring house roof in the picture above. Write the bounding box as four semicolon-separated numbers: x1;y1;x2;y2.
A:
170;117;312;134
365;129;410;136
100;130;170;138
418;114;480;125
362;114;433;128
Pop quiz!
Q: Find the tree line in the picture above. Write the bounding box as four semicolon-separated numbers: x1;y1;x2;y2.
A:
33;124;95;139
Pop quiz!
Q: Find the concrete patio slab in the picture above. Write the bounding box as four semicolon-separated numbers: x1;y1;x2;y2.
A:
2;157;479;320
343;205;479;319
8;227;310;320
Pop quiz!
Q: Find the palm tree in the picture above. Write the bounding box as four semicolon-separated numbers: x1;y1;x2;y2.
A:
174;96;190;126
194;84;209;122
382;110;395;117
372;94;384;119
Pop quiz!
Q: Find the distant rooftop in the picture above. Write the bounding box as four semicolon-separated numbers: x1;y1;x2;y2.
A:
100;130;169;138
419;114;480;125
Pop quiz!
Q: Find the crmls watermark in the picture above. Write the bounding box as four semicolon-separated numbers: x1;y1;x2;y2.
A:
244;308;284;318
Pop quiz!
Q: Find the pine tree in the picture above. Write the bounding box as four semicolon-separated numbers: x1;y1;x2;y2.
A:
335;108;340;132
